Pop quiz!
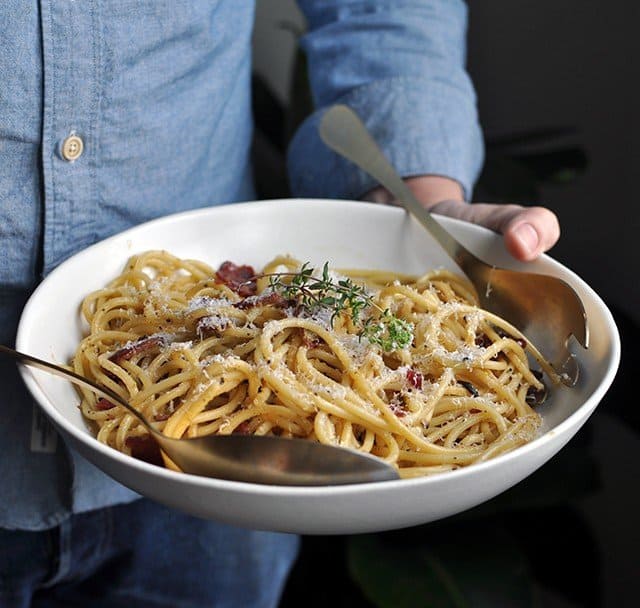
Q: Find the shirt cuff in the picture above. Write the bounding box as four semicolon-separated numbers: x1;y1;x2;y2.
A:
286;75;484;202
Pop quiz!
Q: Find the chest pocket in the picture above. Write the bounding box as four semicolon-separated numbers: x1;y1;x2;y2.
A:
0;141;42;289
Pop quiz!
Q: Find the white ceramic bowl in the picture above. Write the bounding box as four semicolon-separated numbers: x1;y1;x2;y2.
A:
17;199;620;534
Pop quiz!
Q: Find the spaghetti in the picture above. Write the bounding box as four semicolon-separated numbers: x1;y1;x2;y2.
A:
73;250;557;478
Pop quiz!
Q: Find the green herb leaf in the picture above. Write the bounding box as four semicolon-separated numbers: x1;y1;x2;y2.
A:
258;263;414;352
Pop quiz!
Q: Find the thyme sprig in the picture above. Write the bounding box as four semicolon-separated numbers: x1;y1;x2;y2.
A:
262;262;413;352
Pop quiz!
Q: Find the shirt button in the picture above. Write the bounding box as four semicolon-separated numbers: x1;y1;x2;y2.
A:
61;134;84;161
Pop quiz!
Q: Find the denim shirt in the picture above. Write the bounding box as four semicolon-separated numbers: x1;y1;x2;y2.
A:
0;0;482;530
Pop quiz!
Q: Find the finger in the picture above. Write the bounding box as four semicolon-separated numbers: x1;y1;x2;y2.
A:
428;200;560;262
500;206;561;261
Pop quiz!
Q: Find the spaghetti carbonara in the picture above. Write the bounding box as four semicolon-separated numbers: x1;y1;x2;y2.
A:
73;250;556;478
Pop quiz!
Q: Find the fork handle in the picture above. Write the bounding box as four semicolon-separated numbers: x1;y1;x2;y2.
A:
319;104;475;267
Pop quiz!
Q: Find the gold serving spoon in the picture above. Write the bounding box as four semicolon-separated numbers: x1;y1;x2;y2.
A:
0;344;399;485
319;104;589;386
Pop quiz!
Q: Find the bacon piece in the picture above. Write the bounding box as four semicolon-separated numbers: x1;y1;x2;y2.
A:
95;398;116;411
406;368;423;390
125;435;164;466
299;328;322;349
153;401;176;422
475;334;492;348
196;315;229;338
389;394;408;417
233;291;289;311
232;421;253;435
216;261;257;297
153;411;172;422
109;335;166;364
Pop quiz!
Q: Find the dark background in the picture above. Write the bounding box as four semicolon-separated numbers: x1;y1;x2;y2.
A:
251;2;639;606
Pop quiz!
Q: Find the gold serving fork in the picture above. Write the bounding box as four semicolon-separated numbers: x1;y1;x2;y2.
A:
319;104;588;386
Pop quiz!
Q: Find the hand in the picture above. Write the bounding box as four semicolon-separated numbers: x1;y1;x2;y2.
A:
365;176;560;262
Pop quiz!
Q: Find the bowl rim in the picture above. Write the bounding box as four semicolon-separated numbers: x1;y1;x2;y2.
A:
16;198;622;498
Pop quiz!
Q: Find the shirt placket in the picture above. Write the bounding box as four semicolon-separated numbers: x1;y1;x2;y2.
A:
40;0;99;276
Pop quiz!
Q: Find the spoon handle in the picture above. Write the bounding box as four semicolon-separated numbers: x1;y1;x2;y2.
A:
319;104;475;267
0;344;156;431
2;343;400;484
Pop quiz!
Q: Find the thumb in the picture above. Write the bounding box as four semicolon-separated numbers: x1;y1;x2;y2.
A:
428;200;561;262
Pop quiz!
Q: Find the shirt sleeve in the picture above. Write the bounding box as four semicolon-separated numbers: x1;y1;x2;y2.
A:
287;0;484;201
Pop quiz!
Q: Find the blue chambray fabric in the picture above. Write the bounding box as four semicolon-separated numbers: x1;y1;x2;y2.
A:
0;0;482;530
290;0;483;200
